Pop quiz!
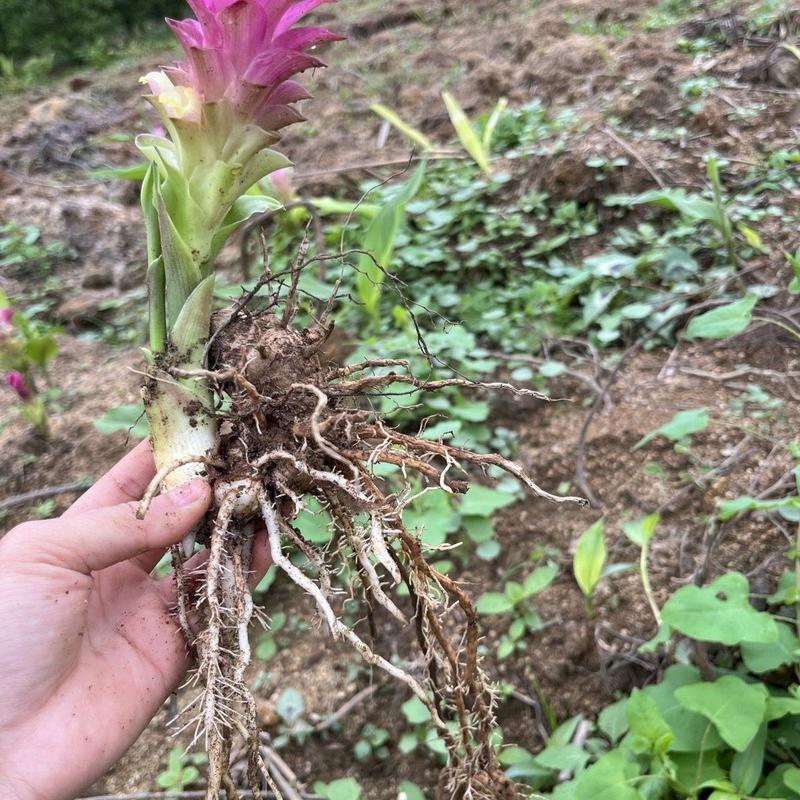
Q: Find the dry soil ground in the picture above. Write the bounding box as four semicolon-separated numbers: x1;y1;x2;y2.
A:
1;0;800;797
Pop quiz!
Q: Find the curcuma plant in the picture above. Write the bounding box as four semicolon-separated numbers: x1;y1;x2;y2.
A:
132;1;585;797
137;0;341;523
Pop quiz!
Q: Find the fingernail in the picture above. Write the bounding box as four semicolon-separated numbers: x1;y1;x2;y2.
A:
169;479;207;507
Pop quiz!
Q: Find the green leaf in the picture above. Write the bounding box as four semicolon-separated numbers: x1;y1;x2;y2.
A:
398;781;426;800
356;162;426;319
717;494;800;522
643;665;723;752
460;485;517;517
535;744;590;772
482;97;508;153
476;592;515;615
621;513;660;547
741;622;799;673
685;296;758;340
401;695;431;725
613;187;723;228
598;698;629;743
22;334;57;368
674;675;767;752
371;104;433;151
661;572;778;646
94;403;148;440
522;564;558;597
276;688;305;726
626;688;673;756
91;161;149;181
635;408;709;449
170;274;215;355
765;691;800;721
574;750;642;800
293;498;333;544
443;91;491;176
314;777;363;800
573;519;606;599
670;751;726;793
730;722;767;794
784;767;800;794
255;635;277;661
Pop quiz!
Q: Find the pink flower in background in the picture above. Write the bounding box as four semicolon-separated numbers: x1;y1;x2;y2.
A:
6;371;31;402
153;0;342;131
0;307;13;335
269;167;296;205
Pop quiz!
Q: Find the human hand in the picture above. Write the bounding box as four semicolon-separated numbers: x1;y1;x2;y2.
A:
0;442;269;800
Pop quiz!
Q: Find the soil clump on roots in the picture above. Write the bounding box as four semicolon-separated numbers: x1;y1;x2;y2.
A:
141;269;583;800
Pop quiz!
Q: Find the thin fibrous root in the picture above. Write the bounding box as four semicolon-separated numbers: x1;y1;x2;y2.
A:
259;487;448;735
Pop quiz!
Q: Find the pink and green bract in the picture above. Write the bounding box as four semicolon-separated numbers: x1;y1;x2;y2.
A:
146;0;341;133
136;0;342;531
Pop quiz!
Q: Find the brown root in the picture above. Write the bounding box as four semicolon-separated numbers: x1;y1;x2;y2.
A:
155;259;584;798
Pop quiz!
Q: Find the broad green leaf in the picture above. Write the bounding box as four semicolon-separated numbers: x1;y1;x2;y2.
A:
94;403;148;440
621;513;660;547
730;722;767;794
371;104;433;151
522;564;558;597
443;91;490;175
460;485;517;517
685;295;758;340
786;768;800;795
314;778;363;800
741;622;799;674
598;698;629;743
643;665;723;752
626;689;673;756
635;408;709;449
670;751;726;793
758;765;800;799
22;334;57;368
550;714;583;747
293;497;333;544
401;696;431;725
255;635;277;661
573;519;606;599
766;691;800;721
661;572;778;646
476;592;515;615
275;688;304;726
403;488;460;548
574;750;642;800
534;744;590;772
398;782;426;800
674;675;767;751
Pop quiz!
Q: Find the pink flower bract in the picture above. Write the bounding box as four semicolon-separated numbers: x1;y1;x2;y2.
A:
6;371;31;402
165;0;342;132
0;307;13;335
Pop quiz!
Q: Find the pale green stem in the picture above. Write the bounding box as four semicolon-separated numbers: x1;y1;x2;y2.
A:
640;540;662;626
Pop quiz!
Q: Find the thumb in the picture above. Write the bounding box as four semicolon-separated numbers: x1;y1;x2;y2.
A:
26;480;211;574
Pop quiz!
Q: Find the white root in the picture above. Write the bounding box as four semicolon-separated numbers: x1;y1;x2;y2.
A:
259;489;446;733
289;383;360;480
256;449;372;505
370;511;402;585
136;455;223;519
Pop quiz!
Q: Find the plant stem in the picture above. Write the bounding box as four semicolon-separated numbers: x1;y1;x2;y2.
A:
640;541;662;625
